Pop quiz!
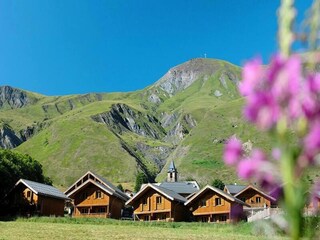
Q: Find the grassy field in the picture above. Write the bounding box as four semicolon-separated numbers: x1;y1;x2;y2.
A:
0;217;288;240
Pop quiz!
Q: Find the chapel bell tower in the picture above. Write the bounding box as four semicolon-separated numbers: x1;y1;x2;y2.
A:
167;161;178;182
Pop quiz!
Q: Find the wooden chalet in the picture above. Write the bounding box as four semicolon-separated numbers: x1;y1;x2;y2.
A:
3;179;69;217
185;185;250;223
64;171;129;219
126;183;189;222
233;185;277;209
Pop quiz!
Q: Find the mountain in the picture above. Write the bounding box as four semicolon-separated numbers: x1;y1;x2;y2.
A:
0;58;271;188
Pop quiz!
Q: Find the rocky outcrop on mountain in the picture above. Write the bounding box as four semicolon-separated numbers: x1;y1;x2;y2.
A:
135;142;173;170
0;86;36;109
19;121;50;141
92;103;166;139
154;58;221;96
161;112;197;145
0;120;50;149
0;124;22;149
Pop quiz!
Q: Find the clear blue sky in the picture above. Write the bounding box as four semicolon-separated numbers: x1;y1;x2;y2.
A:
0;0;313;96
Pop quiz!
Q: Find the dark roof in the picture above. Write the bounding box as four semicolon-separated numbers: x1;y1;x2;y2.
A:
64;171;129;201
185;185;250;207
158;181;199;195
92;171;128;200
17;179;69;200
224;184;247;195
168;161;177;173
126;183;187;205
153;185;187;203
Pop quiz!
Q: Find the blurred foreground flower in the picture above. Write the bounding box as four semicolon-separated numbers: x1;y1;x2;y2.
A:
224;53;320;240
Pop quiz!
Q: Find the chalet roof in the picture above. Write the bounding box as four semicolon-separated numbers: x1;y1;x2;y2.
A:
185;185;250;207
234;184;276;202
126;183;187;206
224;184;247;195
157;181;200;195
17;179;69;200
168;161;177;173
64;171;129;201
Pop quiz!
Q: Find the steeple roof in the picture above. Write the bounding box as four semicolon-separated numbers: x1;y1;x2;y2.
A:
168;161;177;173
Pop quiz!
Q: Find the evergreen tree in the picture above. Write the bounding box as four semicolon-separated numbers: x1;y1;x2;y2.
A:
117;184;124;192
211;179;225;190
134;172;148;192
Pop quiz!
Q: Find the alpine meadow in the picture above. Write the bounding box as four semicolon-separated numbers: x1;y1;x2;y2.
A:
0;58;276;189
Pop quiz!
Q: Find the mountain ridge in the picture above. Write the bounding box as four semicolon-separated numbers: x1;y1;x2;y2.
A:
0;58;261;188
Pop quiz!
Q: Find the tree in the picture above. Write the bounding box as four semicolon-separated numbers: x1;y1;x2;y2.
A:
117;184;124;192
211;179;225;190
0;149;52;199
134;172;148;192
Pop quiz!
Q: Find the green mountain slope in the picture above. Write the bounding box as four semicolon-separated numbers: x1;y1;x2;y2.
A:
0;58;273;189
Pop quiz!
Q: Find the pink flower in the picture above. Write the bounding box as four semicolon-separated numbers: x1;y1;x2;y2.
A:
307;73;320;93
269;55;301;102
272;148;281;161
237;149;266;179
240;57;264;96
304;123;320;157
223;137;243;165
244;92;280;130
237;158;255;179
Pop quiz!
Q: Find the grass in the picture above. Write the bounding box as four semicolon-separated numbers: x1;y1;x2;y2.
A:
0;217;287;240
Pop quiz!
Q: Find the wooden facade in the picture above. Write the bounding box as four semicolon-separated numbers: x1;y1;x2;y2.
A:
126;184;189;222
65;171;129;219
234;185;276;209
185;185;249;223
3;179;68;217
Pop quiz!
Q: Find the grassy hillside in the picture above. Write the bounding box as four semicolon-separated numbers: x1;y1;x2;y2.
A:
0;58;274;189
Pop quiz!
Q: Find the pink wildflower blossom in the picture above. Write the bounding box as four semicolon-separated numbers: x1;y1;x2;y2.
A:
223;136;243;165
240;57;263;96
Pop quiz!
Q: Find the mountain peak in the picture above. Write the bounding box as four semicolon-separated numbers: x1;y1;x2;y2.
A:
153;58;240;97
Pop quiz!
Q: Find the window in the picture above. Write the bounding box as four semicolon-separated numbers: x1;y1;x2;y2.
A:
156;196;162;204
95;190;102;199
256;197;261;203
81;208;89;214
26;190;31;198
215;198;221;206
200;199;207;207
98;207;106;213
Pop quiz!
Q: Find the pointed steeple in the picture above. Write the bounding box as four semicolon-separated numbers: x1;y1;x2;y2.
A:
168;161;177;173
167;161;178;182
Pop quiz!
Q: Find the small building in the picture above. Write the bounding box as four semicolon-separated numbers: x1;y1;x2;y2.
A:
185;185;249;223
3;179;69;217
233;185;277;209
64;171;129;219
126;183;189;222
